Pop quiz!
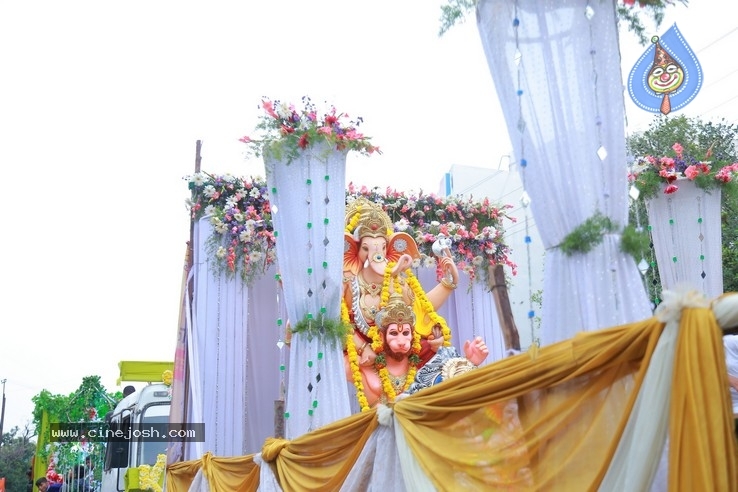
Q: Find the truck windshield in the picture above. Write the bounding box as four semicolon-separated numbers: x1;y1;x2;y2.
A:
138;409;169;466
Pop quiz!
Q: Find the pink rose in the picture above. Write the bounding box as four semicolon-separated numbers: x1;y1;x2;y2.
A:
684;165;700;180
672;143;683;158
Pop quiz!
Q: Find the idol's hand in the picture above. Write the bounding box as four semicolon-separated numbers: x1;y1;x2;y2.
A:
437;255;459;286
464;336;489;366
427;325;444;352
359;345;377;366
355;332;377;366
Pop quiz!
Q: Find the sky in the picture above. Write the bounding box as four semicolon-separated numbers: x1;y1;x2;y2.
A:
1;0;736;435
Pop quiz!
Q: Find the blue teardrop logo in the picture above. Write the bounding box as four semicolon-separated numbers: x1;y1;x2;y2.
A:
627;23;703;115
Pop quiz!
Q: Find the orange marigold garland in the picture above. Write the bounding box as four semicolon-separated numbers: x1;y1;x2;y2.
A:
345;204;362;234
406;270;452;346
380;262;395;306
347;260;452;409
343;300;370;411
374;261;423;402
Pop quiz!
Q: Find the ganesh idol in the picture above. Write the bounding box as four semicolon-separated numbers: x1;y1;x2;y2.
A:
341;197;460;372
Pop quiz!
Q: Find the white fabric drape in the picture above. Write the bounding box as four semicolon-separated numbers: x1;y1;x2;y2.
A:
646;180;723;299
339;406;406;491
244;267;284;454
598;293;677;490
187;217;250;458
264;143;352;439
254;453;283;491
187;469;210;492
476;0;652;346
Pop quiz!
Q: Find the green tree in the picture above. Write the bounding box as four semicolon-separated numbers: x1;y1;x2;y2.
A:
0;425;36;492
31;376;122;486
626;114;738;301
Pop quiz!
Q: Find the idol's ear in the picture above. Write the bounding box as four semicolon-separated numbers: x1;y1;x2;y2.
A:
387;232;420;263
344;232;361;276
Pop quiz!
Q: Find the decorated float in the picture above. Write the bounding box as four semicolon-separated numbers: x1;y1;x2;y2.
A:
168;124;520;461
164;1;738;490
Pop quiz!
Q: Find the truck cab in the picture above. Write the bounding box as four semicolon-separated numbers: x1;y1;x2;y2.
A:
101;362;172;492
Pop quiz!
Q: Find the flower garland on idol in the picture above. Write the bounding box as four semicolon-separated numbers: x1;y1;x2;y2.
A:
375;264;423;401
342;301;370;411
342;211;452;411
341;269;423;412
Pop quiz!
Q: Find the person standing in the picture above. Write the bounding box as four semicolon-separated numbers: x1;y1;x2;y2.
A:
34;478;49;492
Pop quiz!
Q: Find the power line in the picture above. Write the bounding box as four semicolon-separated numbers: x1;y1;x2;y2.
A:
701;66;738;91
696;27;738;54
690;27;738;113
699;92;738;118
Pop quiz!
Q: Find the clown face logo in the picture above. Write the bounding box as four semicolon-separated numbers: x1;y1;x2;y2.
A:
647;35;686;114
628;25;703;116
648;61;684;95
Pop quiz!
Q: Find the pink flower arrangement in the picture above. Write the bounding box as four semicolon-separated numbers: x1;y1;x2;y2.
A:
239;97;380;164
629;142;738;199
347;183;517;285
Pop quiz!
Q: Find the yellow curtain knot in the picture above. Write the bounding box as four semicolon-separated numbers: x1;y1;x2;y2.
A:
261;437;289;462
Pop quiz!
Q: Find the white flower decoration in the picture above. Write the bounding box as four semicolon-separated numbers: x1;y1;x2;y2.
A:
276;102;292;119
203;185;217;198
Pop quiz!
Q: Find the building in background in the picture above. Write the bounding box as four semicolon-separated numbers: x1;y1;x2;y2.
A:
438;161;544;349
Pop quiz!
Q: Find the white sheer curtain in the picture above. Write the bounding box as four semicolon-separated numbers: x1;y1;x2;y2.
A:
186;217;250;458
264;144;351;438
186;219;291;457
646;180;723;299
244;267;284;454
476;0;651;345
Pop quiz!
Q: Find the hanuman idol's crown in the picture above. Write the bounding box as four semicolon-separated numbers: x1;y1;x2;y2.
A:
375;292;416;329
345;197;393;240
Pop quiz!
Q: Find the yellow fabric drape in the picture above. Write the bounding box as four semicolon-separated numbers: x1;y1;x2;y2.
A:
669;307;738;490
271;410;377;491
166;459;202;492
166;307;738;491
394;317;662;491
166;452;260;492
166;411;376;492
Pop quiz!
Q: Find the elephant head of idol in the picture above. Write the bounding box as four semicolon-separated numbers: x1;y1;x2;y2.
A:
344;197;420;278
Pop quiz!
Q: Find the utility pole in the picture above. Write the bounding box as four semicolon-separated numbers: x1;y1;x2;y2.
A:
0;379;6;447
